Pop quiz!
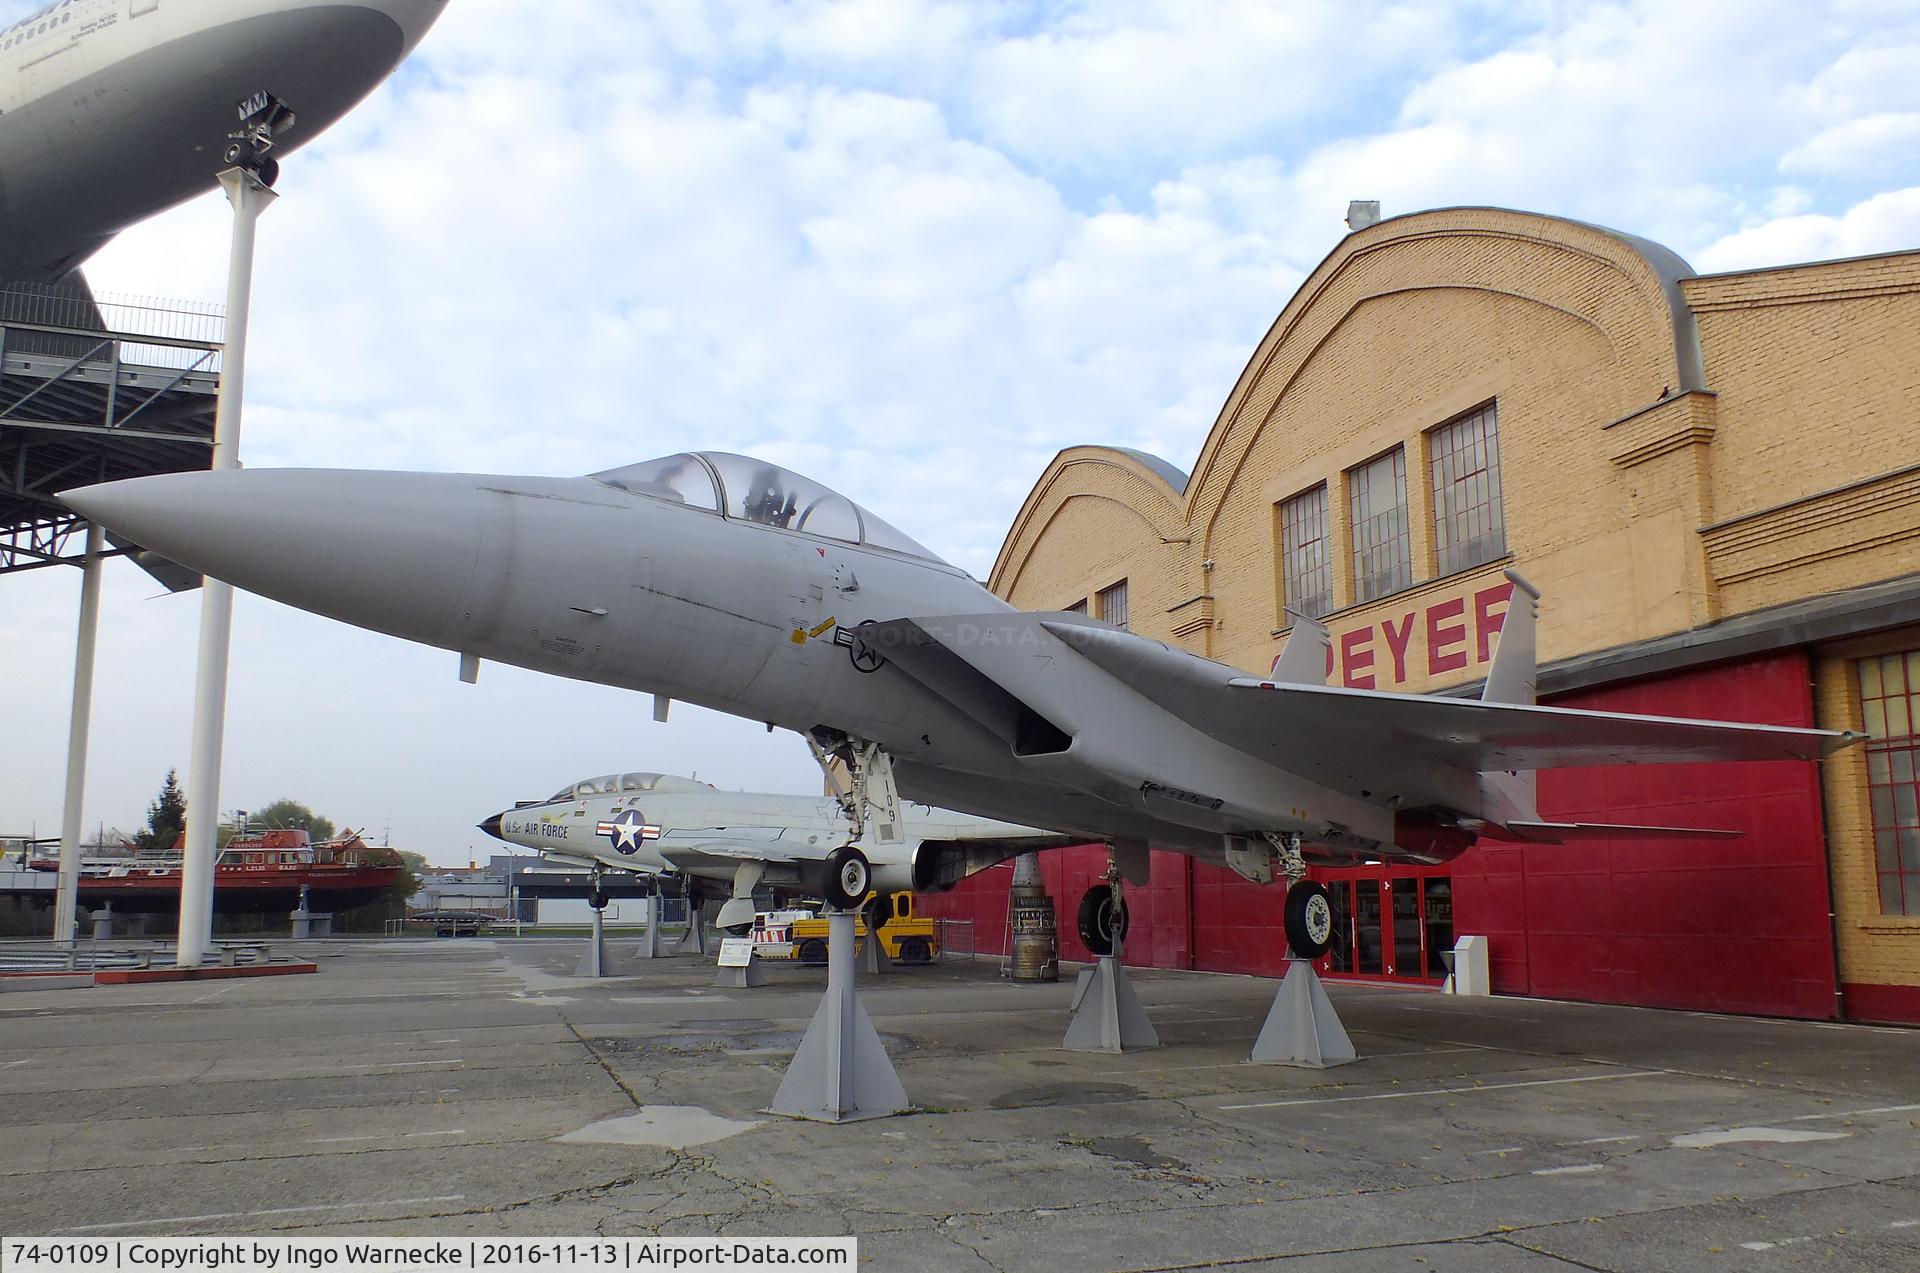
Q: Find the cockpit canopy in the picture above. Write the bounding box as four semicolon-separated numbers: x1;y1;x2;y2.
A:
545;772;714;804
591;451;939;561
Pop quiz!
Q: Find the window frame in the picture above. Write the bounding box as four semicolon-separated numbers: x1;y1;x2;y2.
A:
1096;579;1129;631
1860;649;1920;916
1347;447;1412;604
1428;401;1507;577
1276;483;1332;620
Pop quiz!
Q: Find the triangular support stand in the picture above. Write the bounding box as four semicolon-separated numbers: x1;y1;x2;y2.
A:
1248;956;1356;1067
1062;943;1159;1053
859;925;891;975
634;883;661;960
575;904;615;978
769;911;911;1122
673;893;709;956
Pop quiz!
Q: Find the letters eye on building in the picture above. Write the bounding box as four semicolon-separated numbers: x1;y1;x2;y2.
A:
982;205;1920;1024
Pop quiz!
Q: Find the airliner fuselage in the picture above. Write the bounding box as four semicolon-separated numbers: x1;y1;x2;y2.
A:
0;0;444;282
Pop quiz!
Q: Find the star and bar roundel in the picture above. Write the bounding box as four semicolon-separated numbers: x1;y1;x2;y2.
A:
597;807;661;855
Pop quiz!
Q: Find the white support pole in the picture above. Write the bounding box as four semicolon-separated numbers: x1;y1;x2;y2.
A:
177;169;276;970
53;521;105;949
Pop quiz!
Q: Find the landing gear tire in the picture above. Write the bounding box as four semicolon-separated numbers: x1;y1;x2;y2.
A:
721;922;754;938
1283;879;1334;959
823;845;871;912
1076;883;1129;957
588;888;609;911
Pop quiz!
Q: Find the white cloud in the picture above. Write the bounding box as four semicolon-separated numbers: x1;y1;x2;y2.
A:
1781;111;1920;180
1694;185;1920;271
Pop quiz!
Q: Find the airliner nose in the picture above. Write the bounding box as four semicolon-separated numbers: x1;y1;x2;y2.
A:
478;814;506;842
369;0;450;57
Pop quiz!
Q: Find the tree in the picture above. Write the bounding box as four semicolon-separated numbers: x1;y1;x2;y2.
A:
335;849;426;933
133;770;187;852
248;798;336;842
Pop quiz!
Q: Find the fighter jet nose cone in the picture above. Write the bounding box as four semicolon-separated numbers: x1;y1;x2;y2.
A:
478;814;506;842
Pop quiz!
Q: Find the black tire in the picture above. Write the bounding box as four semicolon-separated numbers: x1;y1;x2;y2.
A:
721;922;754;938
1076;883;1129;957
1283;879;1335;958
899;937;931;965
256;156;279;188
822;846;872;911
797;938;827;965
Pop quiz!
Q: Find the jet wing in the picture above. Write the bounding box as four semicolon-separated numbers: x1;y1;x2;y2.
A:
864;613;1850;794
653;829;826;875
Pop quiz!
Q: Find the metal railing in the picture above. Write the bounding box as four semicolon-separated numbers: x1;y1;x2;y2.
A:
936;918;976;962
0;281;225;372
0;939;152;972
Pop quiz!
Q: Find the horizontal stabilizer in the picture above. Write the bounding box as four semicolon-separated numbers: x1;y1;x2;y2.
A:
1503;820;1743;843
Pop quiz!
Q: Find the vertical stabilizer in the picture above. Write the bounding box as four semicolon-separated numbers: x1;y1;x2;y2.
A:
1482;569;1540;705
1270;609;1332;685
1478;570;1543;825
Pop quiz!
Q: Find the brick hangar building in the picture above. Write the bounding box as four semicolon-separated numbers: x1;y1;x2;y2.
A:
919;206;1920;1025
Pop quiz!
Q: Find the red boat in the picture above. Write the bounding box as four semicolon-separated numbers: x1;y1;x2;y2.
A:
28;828;403;913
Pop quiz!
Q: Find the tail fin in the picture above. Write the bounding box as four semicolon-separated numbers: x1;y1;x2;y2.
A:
1483;569;1540;706
1478;569;1543;825
1269;608;1331;685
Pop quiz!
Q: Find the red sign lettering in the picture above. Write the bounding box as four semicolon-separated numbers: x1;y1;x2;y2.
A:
1381;612;1415;683
1474;582;1513;663
1427;597;1468;674
1341;627;1375;688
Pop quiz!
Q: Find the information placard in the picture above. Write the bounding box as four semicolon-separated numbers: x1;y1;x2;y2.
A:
716;937;755;968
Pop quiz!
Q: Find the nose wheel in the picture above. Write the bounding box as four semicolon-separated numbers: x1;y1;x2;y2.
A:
822;845;872;912
1075;882;1130;957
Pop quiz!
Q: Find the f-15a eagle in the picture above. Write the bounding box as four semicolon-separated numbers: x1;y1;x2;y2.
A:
478;769;1072;933
63;451;1855;961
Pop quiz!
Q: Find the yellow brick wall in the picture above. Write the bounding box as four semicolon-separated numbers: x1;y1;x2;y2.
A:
1815;637;1920;990
1685;255;1920;615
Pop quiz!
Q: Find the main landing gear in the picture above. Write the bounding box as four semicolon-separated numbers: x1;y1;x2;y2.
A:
1249;832;1353;1068
1063;854;1158;1053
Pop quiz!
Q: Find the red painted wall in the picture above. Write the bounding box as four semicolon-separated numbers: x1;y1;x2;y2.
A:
920;651;1840;1019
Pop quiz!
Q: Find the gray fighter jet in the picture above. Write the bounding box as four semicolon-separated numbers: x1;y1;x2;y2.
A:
480;769;1072;933
63;452;1853;959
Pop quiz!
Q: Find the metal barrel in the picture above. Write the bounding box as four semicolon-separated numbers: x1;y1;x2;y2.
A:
1008;885;1059;983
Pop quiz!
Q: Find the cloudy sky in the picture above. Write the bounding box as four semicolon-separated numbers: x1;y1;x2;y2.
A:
4;0;1918;862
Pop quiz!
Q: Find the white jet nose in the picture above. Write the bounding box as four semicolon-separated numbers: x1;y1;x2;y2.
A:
61;467;491;649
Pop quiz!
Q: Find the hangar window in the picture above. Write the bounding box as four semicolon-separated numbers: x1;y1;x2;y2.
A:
1349;449;1411;603
1097;580;1129;631
1860;650;1920;916
1278;485;1331;619
1064;598;1088;615
1430;403;1506;575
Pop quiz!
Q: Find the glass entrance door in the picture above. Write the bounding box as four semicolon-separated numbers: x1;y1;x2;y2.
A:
1314;868;1451;982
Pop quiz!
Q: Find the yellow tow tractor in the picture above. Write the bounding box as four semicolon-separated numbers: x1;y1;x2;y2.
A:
781;890;939;966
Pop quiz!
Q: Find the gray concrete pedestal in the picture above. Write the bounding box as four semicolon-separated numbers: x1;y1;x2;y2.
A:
576;906;615;977
672;898;709;955
769;911;911;1122
634;890;661;959
1062;950;1159;1053
714;949;771;988
1248;957;1356;1067
91;904;113;941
